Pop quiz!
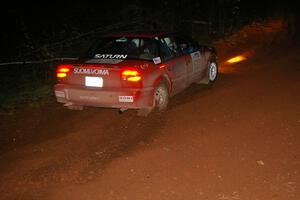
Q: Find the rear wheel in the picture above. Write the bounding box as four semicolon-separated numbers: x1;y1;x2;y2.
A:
154;83;169;111
137;82;169;116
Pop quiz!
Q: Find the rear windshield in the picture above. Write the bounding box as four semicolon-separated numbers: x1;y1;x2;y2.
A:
91;37;159;60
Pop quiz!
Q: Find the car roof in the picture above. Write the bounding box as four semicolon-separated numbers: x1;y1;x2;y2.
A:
103;30;173;38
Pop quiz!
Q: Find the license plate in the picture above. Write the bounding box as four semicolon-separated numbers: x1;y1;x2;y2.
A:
119;96;134;102
85;76;103;87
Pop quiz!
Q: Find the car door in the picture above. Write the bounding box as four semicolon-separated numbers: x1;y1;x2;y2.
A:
174;36;195;85
177;36;207;83
159;36;188;95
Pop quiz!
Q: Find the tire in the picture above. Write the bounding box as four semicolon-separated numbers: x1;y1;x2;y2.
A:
207;61;218;84
154;83;169;111
136;82;169;117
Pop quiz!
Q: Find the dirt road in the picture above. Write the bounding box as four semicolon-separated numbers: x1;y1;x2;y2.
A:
1;39;300;199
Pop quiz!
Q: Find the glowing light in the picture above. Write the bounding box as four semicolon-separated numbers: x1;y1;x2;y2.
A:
56;64;71;78
57;73;67;78
58;67;70;73
121;69;142;82
127;76;142;82
122;70;139;76
159;64;167;69
226;55;247;64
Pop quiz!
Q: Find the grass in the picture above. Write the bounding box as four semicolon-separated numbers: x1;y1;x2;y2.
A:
0;83;55;114
0;63;57;114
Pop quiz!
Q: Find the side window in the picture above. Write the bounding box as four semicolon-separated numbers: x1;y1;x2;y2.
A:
160;36;182;57
125;38;140;56
187;37;200;52
139;39;159;60
175;36;199;54
175;36;191;54
158;41;173;61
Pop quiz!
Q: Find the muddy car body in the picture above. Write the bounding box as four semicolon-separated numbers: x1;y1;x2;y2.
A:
54;32;218;115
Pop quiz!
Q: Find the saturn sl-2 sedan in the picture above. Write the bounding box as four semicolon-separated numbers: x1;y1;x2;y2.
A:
54;32;218;116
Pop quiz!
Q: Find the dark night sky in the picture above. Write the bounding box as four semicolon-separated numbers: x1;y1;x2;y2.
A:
1;1;295;34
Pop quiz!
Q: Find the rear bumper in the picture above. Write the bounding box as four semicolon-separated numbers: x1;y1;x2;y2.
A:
54;84;154;109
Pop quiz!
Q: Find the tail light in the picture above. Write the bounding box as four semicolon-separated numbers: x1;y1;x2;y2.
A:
121;68;141;82
57;64;71;78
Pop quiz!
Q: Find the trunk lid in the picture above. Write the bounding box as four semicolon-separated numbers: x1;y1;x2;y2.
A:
58;58;146;88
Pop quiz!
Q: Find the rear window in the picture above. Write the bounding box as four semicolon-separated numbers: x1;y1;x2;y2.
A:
91;37;159;60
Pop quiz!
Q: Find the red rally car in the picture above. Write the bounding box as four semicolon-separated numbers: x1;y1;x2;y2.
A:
54;32;218;115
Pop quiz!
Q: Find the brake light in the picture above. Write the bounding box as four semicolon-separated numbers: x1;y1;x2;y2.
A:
121;69;141;82
127;76;141;82
57;65;71;78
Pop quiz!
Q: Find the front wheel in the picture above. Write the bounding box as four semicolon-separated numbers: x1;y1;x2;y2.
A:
208;62;218;84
